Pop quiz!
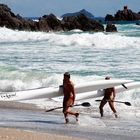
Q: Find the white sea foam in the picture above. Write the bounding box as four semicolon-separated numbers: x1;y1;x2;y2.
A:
0;27;139;49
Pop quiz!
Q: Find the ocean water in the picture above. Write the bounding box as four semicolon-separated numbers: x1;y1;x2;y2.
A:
0;23;140;138
0;24;140;86
0;23;140;100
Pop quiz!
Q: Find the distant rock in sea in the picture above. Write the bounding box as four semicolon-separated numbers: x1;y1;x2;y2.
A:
105;23;117;32
105;6;140;21
136;22;140;25
61;9;94;19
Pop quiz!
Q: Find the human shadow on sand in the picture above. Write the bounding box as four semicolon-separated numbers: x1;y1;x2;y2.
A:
4;119;64;125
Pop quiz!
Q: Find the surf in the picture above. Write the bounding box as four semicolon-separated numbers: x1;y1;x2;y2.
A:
0;27;140;49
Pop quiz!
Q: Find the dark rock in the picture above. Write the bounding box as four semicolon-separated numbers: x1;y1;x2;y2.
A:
136;22;140;25
38;14;63;32
115;9;137;21
105;6;140;21
62;14;104;32
105;14;115;21
61;9;94;19
105;23;117;32
0;4;38;31
0;4;20;29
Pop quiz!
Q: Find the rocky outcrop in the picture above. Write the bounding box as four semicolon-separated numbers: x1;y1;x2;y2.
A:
105;6;140;21
0;4;38;31
62;14;104;31
0;4;104;32
38;14;63;32
105;23;117;32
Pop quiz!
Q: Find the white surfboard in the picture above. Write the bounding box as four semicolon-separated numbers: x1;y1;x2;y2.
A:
75;82;140;100
0;79;132;101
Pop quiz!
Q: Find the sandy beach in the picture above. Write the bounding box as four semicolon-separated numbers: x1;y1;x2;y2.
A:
0;128;85;140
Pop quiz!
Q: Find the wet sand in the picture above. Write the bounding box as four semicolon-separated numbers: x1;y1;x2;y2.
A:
0;101;140;140
0;101;41;111
0;101;86;140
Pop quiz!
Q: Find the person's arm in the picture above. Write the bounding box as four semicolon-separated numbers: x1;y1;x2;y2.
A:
70;83;75;104
112;87;116;101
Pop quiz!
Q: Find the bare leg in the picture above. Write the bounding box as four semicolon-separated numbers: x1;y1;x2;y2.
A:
99;99;107;117
67;108;79;121
63;105;69;123
108;101;118;118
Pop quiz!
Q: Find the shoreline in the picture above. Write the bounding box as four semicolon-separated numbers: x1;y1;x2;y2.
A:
0;101;140;140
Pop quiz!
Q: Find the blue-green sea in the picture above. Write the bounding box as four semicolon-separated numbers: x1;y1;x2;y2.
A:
0;23;140;90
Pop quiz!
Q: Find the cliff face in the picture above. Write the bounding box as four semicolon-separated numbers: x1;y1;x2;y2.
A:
0;4;104;32
105;6;140;21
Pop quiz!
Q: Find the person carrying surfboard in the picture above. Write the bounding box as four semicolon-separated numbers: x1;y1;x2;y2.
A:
62;72;79;123
99;76;118;118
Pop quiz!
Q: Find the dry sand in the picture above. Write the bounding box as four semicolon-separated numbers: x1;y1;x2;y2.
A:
0;128;86;140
